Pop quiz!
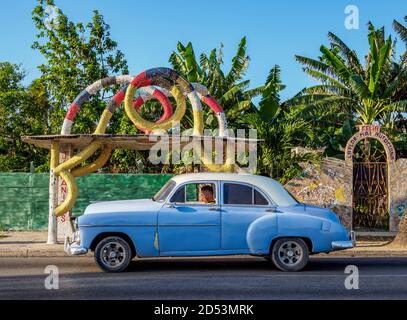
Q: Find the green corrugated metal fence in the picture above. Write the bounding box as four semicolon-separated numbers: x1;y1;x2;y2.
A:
0;173;173;230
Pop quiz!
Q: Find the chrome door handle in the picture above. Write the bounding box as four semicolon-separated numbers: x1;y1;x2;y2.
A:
209;208;221;211
265;207;278;212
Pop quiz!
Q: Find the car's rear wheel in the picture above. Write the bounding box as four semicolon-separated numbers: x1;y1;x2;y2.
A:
271;238;309;272
94;236;132;272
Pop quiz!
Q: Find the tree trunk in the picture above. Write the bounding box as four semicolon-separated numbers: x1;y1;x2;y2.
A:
392;210;407;247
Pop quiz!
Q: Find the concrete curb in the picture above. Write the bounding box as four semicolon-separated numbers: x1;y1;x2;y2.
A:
0;249;94;258
0;247;74;258
316;251;407;257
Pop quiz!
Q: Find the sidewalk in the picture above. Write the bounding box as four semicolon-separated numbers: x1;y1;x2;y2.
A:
0;231;72;257
1;231;407;258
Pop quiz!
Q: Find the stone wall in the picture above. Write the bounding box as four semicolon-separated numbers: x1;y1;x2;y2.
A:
285;157;352;229
285;157;407;231
389;158;407;231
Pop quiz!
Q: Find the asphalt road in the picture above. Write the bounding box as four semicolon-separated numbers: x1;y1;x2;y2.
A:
0;256;406;299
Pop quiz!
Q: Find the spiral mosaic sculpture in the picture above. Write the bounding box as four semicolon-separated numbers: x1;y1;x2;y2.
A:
52;67;231;217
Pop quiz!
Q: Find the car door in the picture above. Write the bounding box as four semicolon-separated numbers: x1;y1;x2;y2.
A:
220;181;275;251
158;181;221;254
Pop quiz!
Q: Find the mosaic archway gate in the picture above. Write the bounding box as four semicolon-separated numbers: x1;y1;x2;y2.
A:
285;125;407;233
345;125;396;231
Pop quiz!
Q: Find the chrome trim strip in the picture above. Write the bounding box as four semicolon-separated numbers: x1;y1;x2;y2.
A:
159;224;220;227
79;224;156;227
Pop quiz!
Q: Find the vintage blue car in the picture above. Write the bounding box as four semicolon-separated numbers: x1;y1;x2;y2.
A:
65;173;355;272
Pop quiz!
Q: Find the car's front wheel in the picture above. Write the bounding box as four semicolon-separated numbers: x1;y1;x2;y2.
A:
271;238;309;272
94;236;132;272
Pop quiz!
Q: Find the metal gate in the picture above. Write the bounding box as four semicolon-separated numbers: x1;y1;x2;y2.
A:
352;162;389;230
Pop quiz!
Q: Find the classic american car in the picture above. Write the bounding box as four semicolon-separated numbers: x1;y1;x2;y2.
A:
65;173;355;272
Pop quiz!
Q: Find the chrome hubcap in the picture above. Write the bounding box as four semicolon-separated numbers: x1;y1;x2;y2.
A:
101;241;126;268
278;241;303;267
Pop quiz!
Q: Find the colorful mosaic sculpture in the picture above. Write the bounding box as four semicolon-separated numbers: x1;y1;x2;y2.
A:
52;67;231;217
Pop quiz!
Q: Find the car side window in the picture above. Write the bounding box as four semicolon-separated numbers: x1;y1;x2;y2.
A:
170;183;217;205
223;183;269;206
254;189;268;205
223;183;252;205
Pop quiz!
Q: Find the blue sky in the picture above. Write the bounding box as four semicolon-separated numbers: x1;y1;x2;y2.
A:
0;0;406;100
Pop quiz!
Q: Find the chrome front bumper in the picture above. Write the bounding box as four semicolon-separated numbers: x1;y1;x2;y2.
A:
331;231;356;250
64;232;88;255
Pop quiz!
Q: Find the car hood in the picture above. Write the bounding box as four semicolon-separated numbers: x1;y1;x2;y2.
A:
83;199;162;215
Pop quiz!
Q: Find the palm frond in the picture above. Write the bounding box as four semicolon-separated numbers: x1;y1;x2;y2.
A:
368;35;393;96
328;32;363;74
199;53;209;74
296;95;357;117
242;85;264;100
386;99;407;112
303;84;352;96
225;37;249;86
169;51;185;74
393;18;407;44
295;55;333;74
349;74;371;99
220;80;250;102
384;67;407;98
320;45;352;81
303;68;346;87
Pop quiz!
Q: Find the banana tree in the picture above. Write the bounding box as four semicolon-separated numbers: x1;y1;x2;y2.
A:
169;37;262;130
393;16;407;57
287;22;407;160
242;65;319;183
290;23;405;126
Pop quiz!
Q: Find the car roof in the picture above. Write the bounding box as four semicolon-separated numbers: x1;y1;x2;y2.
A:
171;172;274;185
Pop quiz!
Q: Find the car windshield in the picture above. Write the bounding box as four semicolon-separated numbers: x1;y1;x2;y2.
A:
153;179;176;202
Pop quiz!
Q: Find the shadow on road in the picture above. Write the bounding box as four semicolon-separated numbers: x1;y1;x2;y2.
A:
123;256;407;274
127;256;276;273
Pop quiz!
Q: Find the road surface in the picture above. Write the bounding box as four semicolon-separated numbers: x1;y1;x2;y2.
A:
0;256;406;299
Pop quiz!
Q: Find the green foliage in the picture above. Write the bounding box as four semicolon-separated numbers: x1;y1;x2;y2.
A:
291;22;405;125
32;0;129;135
168;41;315;180
259;65;286;121
289;21;407;159
169;37;260;130
241;65;320;183
243;111;320;183
0;63;50;171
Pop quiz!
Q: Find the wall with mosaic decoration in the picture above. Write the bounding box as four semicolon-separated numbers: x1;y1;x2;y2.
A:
285;157;407;232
